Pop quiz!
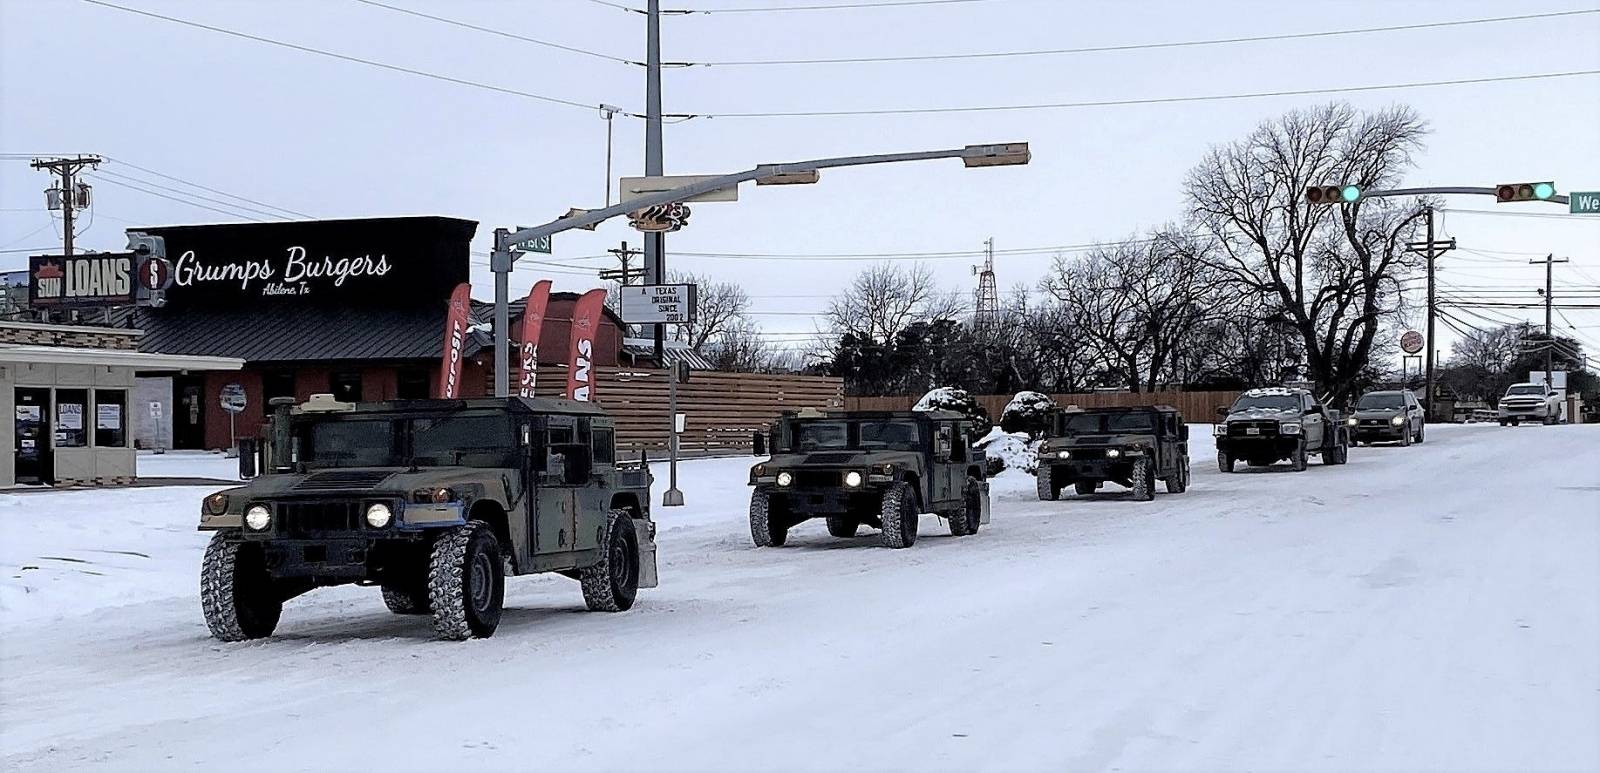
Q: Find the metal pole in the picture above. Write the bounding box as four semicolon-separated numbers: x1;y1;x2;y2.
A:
492;228;512;398
663;361;683;506
1423;206;1436;423
61;166;75;257
603;106;616;208
644;0;666;367
1546;253;1554;387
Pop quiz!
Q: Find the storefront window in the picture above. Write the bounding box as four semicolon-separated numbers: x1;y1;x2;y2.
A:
330;372;363;403
263;372;296;402
396;369;429;400
94;390;127;448
55;389;88;448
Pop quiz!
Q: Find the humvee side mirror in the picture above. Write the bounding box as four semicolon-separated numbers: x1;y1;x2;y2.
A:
752;431;766;457
1308;404;1323;414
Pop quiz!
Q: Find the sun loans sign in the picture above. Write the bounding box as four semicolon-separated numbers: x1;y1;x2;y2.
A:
28;254;135;308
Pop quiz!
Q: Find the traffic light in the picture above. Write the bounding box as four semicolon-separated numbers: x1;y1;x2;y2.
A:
628;203;690;233
1305;184;1361;205
1495;181;1556;203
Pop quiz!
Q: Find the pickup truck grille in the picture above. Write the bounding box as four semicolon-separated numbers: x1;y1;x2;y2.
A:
1358;418;1390;427
275;501;363;535
1228;421;1279;437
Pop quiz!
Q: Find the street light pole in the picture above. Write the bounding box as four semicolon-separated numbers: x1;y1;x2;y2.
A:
644;0;666;366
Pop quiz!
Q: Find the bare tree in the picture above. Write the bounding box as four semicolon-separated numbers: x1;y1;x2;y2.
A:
824;263;953;343
667;270;751;353
706;318;773;372
1186;102;1430;403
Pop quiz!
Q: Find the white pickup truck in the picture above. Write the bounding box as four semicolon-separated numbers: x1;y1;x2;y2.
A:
1497;382;1563;426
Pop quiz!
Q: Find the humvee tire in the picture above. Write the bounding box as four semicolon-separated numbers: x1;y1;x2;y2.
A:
1290;444;1308;472
1131;459;1155;501
1218;451;1234;474
1035;465;1058;501
381;583;431;615
581;509;640;613
879;482;918;549
826;517;860;538
201;533;282;642
1165;461;1189;493
749;490;788;547
428;521;504;640
1074;480;1097;496
947;477;982;537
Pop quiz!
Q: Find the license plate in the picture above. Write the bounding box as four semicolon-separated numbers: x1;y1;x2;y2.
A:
1245;427;1260;435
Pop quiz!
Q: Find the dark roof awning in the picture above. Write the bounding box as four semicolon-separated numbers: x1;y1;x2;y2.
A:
129;306;484;362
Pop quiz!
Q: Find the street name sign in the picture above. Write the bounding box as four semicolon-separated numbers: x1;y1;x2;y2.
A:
620;284;698;324
512;230;553;254
1570;191;1600;215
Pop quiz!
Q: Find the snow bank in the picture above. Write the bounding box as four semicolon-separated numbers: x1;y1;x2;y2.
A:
1000;390;1057;438
974;426;1039;475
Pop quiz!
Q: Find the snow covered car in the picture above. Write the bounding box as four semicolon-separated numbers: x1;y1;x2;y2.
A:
1346;389;1426;446
1035;405;1191;502
1497;382;1562;425
197;395;657;642
748;409;989;549
1214;387;1349;472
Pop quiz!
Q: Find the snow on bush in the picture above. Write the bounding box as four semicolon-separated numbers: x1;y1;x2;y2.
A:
912;386;992;436
999;391;1057;438
973;426;1038;476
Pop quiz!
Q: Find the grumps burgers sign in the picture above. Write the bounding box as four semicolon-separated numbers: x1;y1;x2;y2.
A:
128;216;476;309
29;253;135;308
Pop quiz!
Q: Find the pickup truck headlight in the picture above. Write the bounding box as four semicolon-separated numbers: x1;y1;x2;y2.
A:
1106;448;1122;458
776;471;793;487
1390;415;1406;426
1280;423;1302;434
1345;417;1358;427
844;471;863;488
244;505;271;531
1213;424;1227;436
1056;450;1071;459
365;503;394;528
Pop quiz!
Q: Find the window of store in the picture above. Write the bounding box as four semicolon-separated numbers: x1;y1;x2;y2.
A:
396;369;429;400
55;389;89;448
93;389;128;448
263;372;296;402
330;371;363;403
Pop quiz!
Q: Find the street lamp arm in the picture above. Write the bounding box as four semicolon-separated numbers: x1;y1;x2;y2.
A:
1364;185;1570;205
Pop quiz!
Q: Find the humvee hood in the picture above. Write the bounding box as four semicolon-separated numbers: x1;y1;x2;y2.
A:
246;466;504;496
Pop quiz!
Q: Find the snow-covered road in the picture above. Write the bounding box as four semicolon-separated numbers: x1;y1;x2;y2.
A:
2;424;1597;772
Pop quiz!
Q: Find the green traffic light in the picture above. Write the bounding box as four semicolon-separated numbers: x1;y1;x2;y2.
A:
1340;185;1362;203
1533;182;1555;200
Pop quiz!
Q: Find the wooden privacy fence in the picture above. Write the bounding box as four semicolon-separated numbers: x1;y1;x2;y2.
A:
845;390;1243;422
523;366;843;457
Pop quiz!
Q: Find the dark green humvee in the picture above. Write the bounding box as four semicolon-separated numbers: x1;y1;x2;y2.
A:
747;409;990;549
198;395;657;641
1035;405;1191;502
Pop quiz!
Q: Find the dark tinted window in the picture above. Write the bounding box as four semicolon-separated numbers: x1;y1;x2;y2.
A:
1357;392;1406;409
308;419;396;467
859;421;920;449
330;372;363;403
55;388;88;448
411;415;515;465
593;427;615;465
1106;413;1155;433
794;421;849;450
263;372;296;402
396;369;429;400
94;389;127;448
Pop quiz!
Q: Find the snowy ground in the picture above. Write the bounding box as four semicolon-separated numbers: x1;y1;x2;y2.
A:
2;424;1597;772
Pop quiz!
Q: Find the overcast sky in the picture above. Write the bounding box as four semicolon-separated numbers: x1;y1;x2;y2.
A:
3;0;1598;362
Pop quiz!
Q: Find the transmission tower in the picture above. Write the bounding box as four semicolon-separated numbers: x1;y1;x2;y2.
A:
973;237;999;332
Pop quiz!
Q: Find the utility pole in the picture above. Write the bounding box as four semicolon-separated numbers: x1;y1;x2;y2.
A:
600;104;620;207
1532;253;1570;386
643;0;666;367
30;155;102;255
600;241;645;285
1405;206;1454;423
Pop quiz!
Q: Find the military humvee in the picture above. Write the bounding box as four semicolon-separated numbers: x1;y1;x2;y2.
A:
1035;405;1191;502
747;409;990;549
198;395;657;642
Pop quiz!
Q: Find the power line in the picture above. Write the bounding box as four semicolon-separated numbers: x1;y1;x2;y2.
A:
350;0;638;65
1442;207;1600;220
84;174;266;222
81;0;625;114
102;157;313;219
0;247;61;254
666;239;1154;260
688;0;1002;13
696;8;1600;66
692;69;1600;118
93;169;293;221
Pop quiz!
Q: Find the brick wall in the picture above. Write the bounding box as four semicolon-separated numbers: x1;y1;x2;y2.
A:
0;322;140;350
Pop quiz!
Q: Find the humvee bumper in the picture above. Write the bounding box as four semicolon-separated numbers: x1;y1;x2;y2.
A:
757;485;883;517
635;518;659;589
1039;459;1135;481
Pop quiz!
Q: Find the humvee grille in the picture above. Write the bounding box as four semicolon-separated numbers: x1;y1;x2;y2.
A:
276;501;363;535
804;453;857;465
295;470;394;492
794;470;844;488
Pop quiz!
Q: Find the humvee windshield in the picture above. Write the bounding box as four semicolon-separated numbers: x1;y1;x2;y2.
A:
790;420;922;451
304;413;518;468
1357;392;1406;410
1231;394;1299;411
1058;412;1156;434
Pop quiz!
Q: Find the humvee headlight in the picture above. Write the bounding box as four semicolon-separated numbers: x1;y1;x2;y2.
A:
776;471;793;487
877;463;896;475
203;493;229;516
244;505;271;531
1390;415;1406;426
1106;449;1122;458
1056;450;1071;459
844;471;863;488
1280;423;1302;434
365;503;393;528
